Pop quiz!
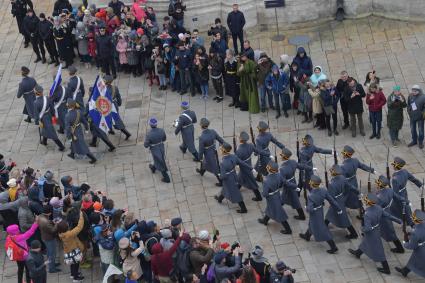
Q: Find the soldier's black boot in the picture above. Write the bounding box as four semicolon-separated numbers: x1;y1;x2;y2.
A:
179;145;187;154
58;126;64;134
252;189;262;201
283;110;289;118
256;173;263;182
121;129;131;140
391;239;405;253
149;164;156;173
377;261;391;274
34;56;42;63
299;230;311;241
102;137;116;152
215;175;222;187
346;225;358;239
54;139;65;151
214;194;224;203
324;219;330;226
161;171;171;183
301;112;308;123
237;201;248;214
89;137;98;147
67;152;75;159
192;151;200;162
326;240;338;254
275;109;281;119
196;168;205;176
395;266;410;277
24;116;32;123
308;111;313;122
258;215;270;225
294;208;306;220
280;221;292;235
41;137;48;146
41;55;46;64
87;153;97;164
348;248;362;259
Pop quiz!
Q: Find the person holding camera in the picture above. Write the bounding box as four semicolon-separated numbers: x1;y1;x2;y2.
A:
214;246;243;282
208;18;228;42
366;82;387;139
344;78;366;137
269;261;295;283
210;32;227;59
119;233;146;281
407;85;425;148
387;86;407;147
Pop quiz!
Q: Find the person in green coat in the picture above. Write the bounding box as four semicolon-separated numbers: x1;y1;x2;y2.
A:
237;52;260;113
387;85;407;147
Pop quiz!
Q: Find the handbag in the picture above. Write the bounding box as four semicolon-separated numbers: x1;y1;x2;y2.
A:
64;248;83;265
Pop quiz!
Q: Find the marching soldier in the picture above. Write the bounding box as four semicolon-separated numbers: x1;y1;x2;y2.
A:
17;66;37;123
51;77;67;134
324;164;358;239
174;101;199;161
214;143;250;213
299;134;332;191
66;66;85;111
390;157;422;226
340;145;374;210
375;175;405;253
395;209;425;278
258;161;293;234
197;118;224;186
279;147;312;220
65;98;97;164
235;131;268;201
33;85;65;151
349;193;402;274
104;75;131;140
144;117;170;183
254;121;285;182
299;175;341;254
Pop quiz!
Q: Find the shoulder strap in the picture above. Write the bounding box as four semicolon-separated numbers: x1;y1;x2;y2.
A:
181;113;193;123
72;76;81;100
9;236;28;252
39;96;48;120
111;85;116;99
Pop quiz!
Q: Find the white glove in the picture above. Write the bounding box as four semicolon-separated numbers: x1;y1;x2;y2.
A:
403;241;406;244
373;170;379;175
332;150;337;155
296;188;301;192
85;130;89;134
173;119;179;128
67;139;72;143
337;210;343;215
252;169;257;175
270;155;274;159
313;167;318;171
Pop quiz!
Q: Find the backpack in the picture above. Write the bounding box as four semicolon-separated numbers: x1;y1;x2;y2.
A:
144;236;159;261
5;236;27;261
172;241;193;278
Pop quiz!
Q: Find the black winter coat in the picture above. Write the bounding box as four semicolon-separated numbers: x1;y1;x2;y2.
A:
227;11;245;34
343;82;366;114
38;19;54;41
96;34;114;59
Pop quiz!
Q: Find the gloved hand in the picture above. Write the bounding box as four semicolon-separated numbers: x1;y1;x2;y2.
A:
67;139;72;143
337;210;343;215
252;169;257;175
85;130;89;134
269;155;274;159
313;167;317;171
296;188;301;192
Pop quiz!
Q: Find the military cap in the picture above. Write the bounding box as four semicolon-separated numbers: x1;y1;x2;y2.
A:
309;175;321;187
200;118;210;127
275;261;287;272
342;145;354;156
280;147;292;158
104;75;114;83
239;131;249;142
171;217;182;226
181;101;189;109
365;192;378;204
257;121;268;131
413;209;425;222
68;65;77;74
302;134;313;145
21;66;30;75
222;142;232;152
391;157;405;169
34;85;43;94
376;175;390;188
149;117;158;127
267;160;278;173
330;164;343;175
66;98;77;107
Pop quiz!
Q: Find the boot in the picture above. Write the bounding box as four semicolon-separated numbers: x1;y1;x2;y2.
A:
376;130;381;139
179;145;187;154
237;201;247;213
391;239;405;253
275;110;281;119
252;189;262;201
377;261;390;274
280;221;292;234
348;248;362;258
283;111;289;118
192;152;200;162
54;58;60;66
58;127;64;134
346;225;358;239
89;137;97;147
301;113;308;123
299;230;311;241
395;266;410;277
149;164;156;173
87;153;97;164
48;58;55;65
328;129;332;137
326;240;338;254
334;129;339;136
24;116;32;123
215;175;222;187
196;168;205;176
214;194;224;203
121;129;131;140
294;208;306;220
42;56;46;64
41;137;48;146
54;139;65;151
307;111;313;122
256;173;263;182
161;171;171;183
109;129;115;135
34;56;42;63
67;152;75;159
258;215;270;225
104;139;116;152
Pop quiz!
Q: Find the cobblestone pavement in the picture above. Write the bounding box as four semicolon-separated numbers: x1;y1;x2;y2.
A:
1;0;425;281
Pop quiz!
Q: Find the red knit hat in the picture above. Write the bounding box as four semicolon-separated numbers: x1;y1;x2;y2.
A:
137;28;144;35
220;242;230;250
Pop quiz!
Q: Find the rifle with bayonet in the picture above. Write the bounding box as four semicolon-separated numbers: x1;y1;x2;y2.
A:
368;163;372;193
274;116;278;163
402;202;409;242
249;112;255;146
233;119;237;153
359;180;365;225
333;134;338;165
296;124;303;196
386;147;390;181
421;179;424;212
324;155;329;188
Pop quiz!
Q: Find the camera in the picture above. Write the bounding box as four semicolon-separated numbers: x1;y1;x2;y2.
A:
231;241;240;251
284;267;296;274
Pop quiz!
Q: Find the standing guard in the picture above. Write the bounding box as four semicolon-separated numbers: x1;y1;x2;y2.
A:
174;101;199;161
17;66;37;123
144;117;170;183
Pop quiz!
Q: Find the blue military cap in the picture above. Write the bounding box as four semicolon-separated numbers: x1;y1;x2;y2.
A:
376;175;390;188
392;157;405;169
200;118;210;127
104;75;114;83
21;66;30;75
257;121;268;131
149;117;158;127
222;142;232;152
68;65;77;74
302;134;313;146
309;175;321;187
330;164;343;175
239;131;249;142
267;160;278;172
181;101;189;109
280;147;292;158
342;145;354;156
413;209;425;222
171;217;182;227
365;192;378;204
34;84;43;94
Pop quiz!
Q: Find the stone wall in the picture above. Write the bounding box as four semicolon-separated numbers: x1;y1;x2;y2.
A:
79;0;425;31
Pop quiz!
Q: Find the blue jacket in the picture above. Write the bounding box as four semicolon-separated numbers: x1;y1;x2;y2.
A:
320;87;339;109
265;71;288;94
175;48;192;70
292;47;313;77
210;39;227;58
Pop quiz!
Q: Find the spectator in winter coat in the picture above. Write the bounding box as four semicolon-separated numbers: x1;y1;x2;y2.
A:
209;49;224;102
210;32;227;59
108;0;125;16
213;247;242;282
61;176;82;201
116;34;128;72
95;224;115;275
289;62;301;113
241;40;254;61
168;0;186;28
292;47;313;77
265;64;289;119
407;85;425;148
119;235;146;280
227;4;245;54
18;197;34;232
38;13;59;65
256;54;274;112
25;240;48;283
387;86;407;147
28;186;43;215
38;204;60;273
75;21;90;68
366;83;387;139
319;80;339;136
52;0;72;17
189;230;214;277
175;43;193;95
193;51;209;99
0;191;19;229
335;71;353;129
310;66;327;88
344;78;366;137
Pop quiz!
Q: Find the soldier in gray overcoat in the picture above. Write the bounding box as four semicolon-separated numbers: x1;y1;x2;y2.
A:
65;99;97;164
279;147;312;220
390;157;422;226
348;193;402;275
215;143;250;213
299;175;341;254
196;118;224;186
174;101;199;161
324;164;358;239
395;209;425;278
51;79;67;134
33;85;65;151
375;175;405;253
17;66;37;122
66;66;85;111
235;131;268;201
144;117;170;183
258;161;293;235
254;121;285;182
340;145;374;209
104;75;131;140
